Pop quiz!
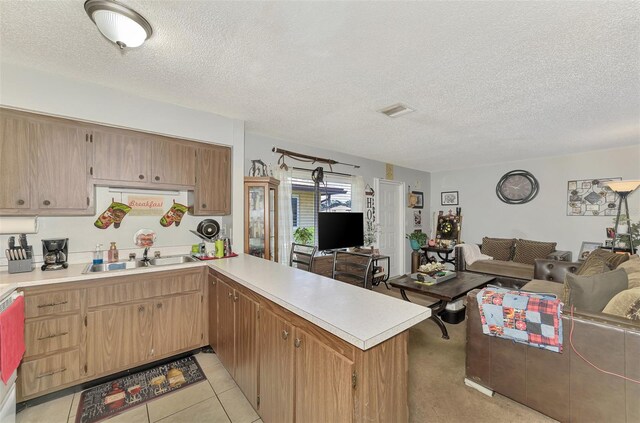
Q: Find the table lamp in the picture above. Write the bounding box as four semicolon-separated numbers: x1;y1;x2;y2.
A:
603;180;640;254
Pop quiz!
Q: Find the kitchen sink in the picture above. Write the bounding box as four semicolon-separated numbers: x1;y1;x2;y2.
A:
148;255;198;266
82;255;198;274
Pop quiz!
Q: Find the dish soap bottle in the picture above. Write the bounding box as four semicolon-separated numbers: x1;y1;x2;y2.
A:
108;242;119;263
93;244;104;265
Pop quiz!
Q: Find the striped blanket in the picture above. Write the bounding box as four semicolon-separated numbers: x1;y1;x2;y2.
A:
476;286;563;353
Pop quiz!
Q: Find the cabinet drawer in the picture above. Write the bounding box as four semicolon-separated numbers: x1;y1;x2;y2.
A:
19;349;80;398
24;290;80;318
24;315;81;358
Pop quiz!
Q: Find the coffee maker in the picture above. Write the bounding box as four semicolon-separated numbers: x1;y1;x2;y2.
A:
41;238;69;271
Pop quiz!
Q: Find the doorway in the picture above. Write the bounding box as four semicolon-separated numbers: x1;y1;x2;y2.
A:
374;178;405;277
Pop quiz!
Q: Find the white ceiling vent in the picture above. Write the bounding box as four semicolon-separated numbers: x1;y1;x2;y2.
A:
378;103;415;118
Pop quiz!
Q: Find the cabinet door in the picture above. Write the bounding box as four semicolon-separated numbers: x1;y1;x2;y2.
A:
87;302;153;376
151;138;196;186
30;119;90;210
217;280;235;372
92;128;150;182
259;308;294;423
152;292;203;357
208;275;218;351
235;291;259;409
0;112;30;209
193;146;231;215
295;328;354;423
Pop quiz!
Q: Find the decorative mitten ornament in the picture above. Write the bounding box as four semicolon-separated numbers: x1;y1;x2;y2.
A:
95;202;132;229
160;202;188;227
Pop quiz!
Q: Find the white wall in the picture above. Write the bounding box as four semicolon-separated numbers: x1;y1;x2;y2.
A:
245;132;431;273
0;62;245;266
429;145;640;259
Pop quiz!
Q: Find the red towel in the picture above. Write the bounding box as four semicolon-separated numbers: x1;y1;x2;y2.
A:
0;295;25;383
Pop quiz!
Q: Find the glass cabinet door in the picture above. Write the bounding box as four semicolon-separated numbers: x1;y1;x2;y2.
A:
245;177;279;262
248;185;266;258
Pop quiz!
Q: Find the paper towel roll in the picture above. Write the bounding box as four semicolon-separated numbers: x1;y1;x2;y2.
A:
0;217;39;234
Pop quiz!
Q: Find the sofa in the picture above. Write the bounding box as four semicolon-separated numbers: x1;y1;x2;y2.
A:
455;237;571;289
465;255;640;422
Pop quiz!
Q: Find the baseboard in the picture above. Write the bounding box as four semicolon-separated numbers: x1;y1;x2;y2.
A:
464;378;494;397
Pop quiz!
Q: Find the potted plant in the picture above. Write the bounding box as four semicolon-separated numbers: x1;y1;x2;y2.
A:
293;227;314;245
406;231;427;251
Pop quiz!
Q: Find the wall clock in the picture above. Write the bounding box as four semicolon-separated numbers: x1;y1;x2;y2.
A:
496;170;539;204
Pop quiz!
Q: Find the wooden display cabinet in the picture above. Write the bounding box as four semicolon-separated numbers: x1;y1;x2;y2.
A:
244;177;280;262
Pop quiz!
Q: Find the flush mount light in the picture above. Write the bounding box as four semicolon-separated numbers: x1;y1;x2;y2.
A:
84;0;152;49
378;103;415;118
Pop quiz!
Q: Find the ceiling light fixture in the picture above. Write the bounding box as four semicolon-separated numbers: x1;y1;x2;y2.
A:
378;103;415;118
84;0;152;49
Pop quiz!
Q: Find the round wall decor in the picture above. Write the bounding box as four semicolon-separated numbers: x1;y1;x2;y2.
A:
496;170;539;204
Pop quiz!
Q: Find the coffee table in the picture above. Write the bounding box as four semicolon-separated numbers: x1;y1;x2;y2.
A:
390;272;495;339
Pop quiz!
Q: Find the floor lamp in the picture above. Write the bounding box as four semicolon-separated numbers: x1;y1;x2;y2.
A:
604;180;640;254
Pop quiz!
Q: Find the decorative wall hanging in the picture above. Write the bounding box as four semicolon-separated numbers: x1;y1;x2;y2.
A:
441;191;459;206
496;170;539;204
411;191;424;209
385;164;394;180
127;195;164;216
567;177;621;216
435;210;462;246
414;210;422;227
94;201;131;229
160;201;188;227
249;159;268;177
364;184;377;247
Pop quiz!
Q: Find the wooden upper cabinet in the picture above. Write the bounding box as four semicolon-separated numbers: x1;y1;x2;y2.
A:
0;112;30;210
151;138;196;186
92;128;150;183
190;145;231;215
30;118;92;211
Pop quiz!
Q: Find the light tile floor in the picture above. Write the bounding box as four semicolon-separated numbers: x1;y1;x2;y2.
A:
17;353;262;423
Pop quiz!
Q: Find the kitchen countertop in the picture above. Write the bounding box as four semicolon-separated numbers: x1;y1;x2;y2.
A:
210;254;430;350
0;254;430;350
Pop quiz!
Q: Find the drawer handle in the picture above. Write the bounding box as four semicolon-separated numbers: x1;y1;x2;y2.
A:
228;292;233;299
37;331;68;340
155;176;160;181
156;303;162;309
17;199;25;205
282;330;289;340
36;367;67;378
43;200;51;206
139;174;145;180
138;305;145;313
201;203;207;208
294;338;301;348
233;294;238;302
37;300;68;308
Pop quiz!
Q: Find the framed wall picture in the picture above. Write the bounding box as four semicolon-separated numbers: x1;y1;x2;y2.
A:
412;191;424;209
441;191;459;206
578;241;602;261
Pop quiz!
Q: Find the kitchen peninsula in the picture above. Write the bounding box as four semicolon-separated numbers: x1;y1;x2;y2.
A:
0;254;430;422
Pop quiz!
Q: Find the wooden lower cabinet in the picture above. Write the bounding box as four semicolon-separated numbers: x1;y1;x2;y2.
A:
294;327;354;423
259;308;294;423
18;268;207;401
212;270;410;423
87;302;154;376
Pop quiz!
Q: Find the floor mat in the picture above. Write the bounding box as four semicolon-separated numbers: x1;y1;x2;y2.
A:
75;356;206;423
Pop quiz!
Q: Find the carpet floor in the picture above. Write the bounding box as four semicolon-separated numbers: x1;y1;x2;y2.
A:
372;283;557;423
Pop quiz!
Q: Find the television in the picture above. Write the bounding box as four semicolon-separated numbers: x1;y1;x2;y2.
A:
318;212;364;251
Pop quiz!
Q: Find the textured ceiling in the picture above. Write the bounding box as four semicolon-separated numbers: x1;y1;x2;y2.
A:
1;1;639;172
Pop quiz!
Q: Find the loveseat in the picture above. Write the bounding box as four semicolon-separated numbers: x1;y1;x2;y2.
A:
465;257;640;422
455;237;571;289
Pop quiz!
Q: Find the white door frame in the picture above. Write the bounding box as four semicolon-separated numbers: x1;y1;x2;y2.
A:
373;178;406;276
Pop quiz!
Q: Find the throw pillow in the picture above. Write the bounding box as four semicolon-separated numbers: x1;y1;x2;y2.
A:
512;239;557;265
617;255;640;289
481;237;515;261
577;249;630;276
602;288;640;320
563;256;608;302
565;268;628;313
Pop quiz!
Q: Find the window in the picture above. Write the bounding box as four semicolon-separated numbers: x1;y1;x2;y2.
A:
291;169;352;245
291;195;300;228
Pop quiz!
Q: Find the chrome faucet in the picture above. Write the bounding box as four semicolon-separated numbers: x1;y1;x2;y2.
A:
142;247;151;263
